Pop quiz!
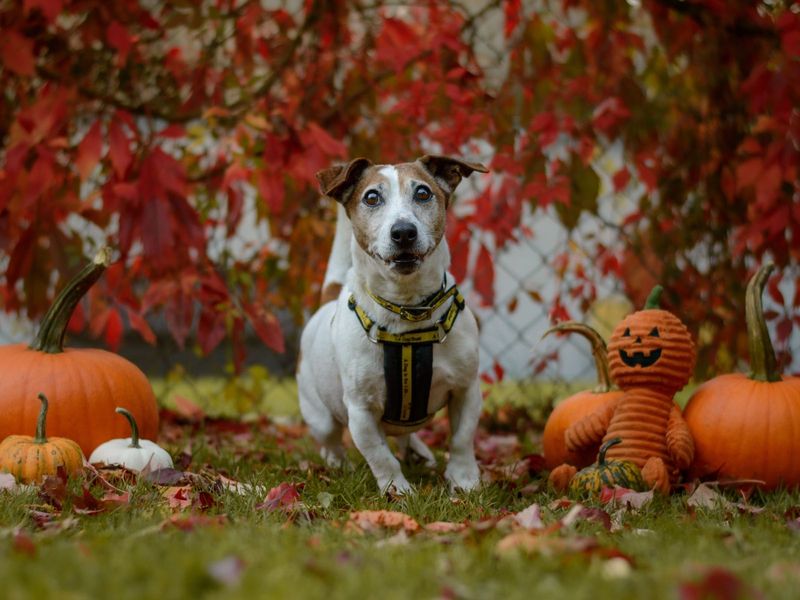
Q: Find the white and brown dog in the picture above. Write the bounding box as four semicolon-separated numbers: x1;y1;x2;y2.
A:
297;155;488;494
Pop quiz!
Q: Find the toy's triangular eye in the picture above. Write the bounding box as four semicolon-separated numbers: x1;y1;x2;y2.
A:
649;327;660;337
623;328;631;337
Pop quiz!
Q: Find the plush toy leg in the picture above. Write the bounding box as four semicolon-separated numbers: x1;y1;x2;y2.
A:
666;405;694;470
548;463;578;492
641;457;670;494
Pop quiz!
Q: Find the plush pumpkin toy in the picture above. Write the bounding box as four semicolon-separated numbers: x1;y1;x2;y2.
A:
0;393;85;483
89;408;173;471
684;264;800;488
550;286;695;494
541;322;624;469
0;248;159;455
568;438;646;498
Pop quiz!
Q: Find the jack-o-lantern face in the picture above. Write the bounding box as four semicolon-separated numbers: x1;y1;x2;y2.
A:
608;308;695;393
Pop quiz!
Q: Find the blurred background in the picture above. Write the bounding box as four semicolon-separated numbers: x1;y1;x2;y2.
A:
1;0;798;420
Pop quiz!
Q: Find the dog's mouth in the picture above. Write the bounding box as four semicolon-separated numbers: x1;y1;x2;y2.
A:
387;252;422;273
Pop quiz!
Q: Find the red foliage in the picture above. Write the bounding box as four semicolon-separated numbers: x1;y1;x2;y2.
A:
0;1;797;375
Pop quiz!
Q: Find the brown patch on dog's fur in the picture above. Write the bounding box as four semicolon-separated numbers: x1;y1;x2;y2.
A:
320;282;342;305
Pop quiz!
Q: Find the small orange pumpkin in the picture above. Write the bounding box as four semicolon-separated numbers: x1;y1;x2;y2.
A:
541;322;624;469
0;393;85;483
685;264;800;488
0;248;159;455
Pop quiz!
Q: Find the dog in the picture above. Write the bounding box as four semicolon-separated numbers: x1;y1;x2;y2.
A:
297;155;488;494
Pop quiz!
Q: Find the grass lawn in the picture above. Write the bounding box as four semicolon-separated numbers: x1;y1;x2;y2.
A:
1;377;799;599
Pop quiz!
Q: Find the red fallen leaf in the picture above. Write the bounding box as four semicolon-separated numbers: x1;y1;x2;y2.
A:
163;486;192;510
256;482;303;512
678;567;761;600
578;507;612;531
12;529;36;557
146;468;190;486
348;510;420;533
512;503;545;530
162;514;228;532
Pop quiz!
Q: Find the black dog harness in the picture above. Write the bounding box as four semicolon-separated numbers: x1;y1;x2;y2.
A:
348;282;465;427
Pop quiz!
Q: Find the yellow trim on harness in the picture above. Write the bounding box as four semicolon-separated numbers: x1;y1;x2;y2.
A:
348;289;465;344
401;345;413;421
365;281;459;322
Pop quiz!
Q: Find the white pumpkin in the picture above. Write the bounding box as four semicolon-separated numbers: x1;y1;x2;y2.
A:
89;408;173;471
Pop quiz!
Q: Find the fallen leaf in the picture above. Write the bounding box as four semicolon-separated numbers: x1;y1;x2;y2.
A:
162;514;228;532
687;484;730;510
145;468;189;486
424;521;466;533
348;510;420;534
12;529;36;557
207;556;246;587
163;486;192;510
678;566;761;600
0;473;18;491
513;503;545;530
256;482;302;513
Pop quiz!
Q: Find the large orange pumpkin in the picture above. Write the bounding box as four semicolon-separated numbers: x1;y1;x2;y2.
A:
541;322;624;469
684;264;800;489
0;248;159;455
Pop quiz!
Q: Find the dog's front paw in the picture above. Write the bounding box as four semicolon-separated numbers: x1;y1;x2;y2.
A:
445;459;481;492
378;475;414;497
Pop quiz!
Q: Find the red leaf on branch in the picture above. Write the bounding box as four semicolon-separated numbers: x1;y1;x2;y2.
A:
76;121;103;181
473;244;495;306
503;0;522;38
106;21;134;64
125;307;156;345
24;0;63;23
108;121;133;178
0;31;35;76
104;308;124;351
307;122;347;158
244;303;285;354
612;167;631;192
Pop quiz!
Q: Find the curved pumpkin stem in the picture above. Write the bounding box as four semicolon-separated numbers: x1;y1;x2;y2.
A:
597;437;621;466
30;247;111;354
541;322;613;393
644;285;663;309
115;407;141;448
35;393;50;444
746;263;781;383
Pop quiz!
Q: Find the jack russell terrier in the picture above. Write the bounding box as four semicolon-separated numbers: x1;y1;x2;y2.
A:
297;155;488;495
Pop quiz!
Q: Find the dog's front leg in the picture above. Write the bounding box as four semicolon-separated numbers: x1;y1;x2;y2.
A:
445;380;482;492
347;404;413;495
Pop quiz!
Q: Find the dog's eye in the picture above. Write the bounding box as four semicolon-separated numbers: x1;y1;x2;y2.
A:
362;190;382;207
414;186;433;203
649;327;660;337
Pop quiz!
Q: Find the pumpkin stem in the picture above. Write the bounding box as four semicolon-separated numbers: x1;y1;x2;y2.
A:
597;437;622;466
644;286;663;309
35;393;50;444
115;407;141;448
541;322;614;393
746;263;781;383
30;247;112;354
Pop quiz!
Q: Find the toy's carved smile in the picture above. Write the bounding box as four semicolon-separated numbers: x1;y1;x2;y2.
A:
619;348;662;368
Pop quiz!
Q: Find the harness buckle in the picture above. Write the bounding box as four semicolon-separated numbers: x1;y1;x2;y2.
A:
366;324;381;344
436;322;449;344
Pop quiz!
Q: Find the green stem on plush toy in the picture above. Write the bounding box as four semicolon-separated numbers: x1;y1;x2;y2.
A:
746;263;781;383
115;407;141;448
30;247;111;354
541;322;614;393
597;437;622;466
644;285;663;309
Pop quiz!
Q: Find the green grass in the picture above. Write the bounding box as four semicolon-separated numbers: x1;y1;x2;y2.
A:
2;378;799;599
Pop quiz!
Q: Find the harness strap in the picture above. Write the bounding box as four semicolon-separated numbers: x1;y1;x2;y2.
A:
347;288;466;426
365;279;459;322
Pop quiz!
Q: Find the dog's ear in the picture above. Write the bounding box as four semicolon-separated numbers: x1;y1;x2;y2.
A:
417;155;489;196
316;158;373;204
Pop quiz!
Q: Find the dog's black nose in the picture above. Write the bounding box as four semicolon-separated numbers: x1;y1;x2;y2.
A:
390;220;418;247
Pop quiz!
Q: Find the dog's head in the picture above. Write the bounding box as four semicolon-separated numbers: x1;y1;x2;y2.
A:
317;155;488;275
